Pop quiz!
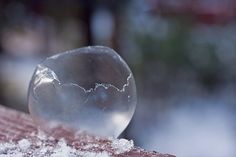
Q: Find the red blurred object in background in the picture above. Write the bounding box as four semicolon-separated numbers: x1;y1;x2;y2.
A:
148;0;236;24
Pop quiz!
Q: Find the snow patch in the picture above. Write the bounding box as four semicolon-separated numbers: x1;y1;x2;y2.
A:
0;137;111;157
18;139;31;150
0;131;135;156
111;138;134;154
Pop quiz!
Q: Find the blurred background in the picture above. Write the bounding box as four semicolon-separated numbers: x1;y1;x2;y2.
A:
1;0;236;156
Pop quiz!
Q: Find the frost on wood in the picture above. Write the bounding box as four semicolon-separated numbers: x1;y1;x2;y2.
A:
0;133;133;157
111;138;134;154
0;138;110;157
18;139;31;150
0;105;175;157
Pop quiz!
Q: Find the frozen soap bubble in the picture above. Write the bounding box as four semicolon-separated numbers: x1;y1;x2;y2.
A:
28;46;137;138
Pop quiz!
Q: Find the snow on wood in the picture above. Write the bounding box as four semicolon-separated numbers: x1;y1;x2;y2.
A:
0;105;175;157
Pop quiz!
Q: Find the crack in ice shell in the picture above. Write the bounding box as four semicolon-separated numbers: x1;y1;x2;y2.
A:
33;64;132;99
68;73;132;93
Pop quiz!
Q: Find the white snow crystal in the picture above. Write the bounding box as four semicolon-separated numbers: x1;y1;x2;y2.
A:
18;139;31;150
37;130;47;140
77;151;110;157
51;139;76;157
111;138;134;154
0;142;16;153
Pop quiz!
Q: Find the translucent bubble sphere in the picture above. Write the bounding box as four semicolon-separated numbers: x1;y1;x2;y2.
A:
28;46;137;138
